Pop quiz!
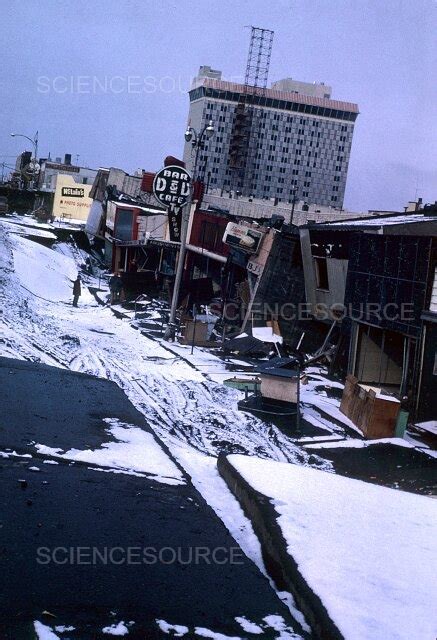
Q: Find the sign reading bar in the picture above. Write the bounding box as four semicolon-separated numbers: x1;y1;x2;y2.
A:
152;165;192;242
152;165;191;207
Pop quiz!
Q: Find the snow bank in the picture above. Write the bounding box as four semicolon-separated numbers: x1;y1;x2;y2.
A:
156;619;189;636
11;234;95;304
1;219;57;239
227;455;437;640
33;622;61;640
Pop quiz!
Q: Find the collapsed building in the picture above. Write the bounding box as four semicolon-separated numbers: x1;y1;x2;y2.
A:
85;163;436;424
299;208;437;423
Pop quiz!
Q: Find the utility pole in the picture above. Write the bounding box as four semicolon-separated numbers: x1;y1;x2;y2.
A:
161;120;215;341
164;197;194;340
290;185;298;225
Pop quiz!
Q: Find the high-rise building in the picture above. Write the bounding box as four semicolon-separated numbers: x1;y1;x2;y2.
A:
183;66;359;208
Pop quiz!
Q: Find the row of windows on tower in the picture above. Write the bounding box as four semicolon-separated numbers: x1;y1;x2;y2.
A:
199;150;345;173
203;102;351;132
254;184;339;203
213;178;340;203
204;140;346;165
255;138;345;153
252;154;344;168
255;172;341;191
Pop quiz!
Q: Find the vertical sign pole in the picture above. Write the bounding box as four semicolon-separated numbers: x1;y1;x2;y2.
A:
152;165;192;341
163;193;192;341
296;364;301;434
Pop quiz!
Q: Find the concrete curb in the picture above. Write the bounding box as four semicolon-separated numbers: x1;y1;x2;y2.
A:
217;454;344;640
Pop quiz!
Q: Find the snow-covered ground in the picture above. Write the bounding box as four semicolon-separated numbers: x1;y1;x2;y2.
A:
0;223;319;632
227;455;437;640
0;225;333;468
34;417;186;485
1;221;433;636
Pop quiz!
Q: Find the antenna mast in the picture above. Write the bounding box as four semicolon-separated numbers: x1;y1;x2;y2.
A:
228;26;274;193
244;26;274;90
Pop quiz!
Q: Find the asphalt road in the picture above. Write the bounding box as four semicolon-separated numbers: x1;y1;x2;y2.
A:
0;357;306;639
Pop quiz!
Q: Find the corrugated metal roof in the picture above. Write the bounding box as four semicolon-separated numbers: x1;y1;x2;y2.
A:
320;213;437;228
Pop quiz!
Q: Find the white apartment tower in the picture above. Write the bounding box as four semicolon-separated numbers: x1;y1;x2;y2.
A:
183;66;359;208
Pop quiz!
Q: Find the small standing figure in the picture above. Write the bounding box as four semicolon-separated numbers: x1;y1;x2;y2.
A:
109;272;123;305
72;275;81;307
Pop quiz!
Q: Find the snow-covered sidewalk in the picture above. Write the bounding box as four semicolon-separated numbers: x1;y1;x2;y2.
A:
221;455;437;640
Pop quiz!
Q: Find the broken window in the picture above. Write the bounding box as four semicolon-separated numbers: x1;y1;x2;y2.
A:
114;209;134;241
355;326;407;390
200;221;219;252
314;257;329;290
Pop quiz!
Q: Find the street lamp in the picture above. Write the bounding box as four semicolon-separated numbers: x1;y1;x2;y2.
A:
163;120;215;341
10;131;39;188
290;184;298;225
184;120;215;181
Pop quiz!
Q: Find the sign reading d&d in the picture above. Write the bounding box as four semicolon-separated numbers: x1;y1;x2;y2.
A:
152;165;192;208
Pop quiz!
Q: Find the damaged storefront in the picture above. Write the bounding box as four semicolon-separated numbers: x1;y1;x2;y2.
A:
243;225;306;348
100;198;168;295
345;228;437;423
299;226;351;360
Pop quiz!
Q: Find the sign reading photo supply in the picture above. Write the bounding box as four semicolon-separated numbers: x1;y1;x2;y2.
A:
152;165;192;242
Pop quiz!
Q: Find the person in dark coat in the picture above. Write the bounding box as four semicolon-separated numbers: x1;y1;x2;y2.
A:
72;275;81;307
109;272;123;305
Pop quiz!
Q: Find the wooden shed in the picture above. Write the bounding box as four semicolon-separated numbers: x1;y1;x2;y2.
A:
237;357;301;418
258;358;300;405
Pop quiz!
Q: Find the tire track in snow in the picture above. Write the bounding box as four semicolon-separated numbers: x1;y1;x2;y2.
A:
1;224;331;468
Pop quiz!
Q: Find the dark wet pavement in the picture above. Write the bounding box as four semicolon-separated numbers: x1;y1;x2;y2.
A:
0;357;306;639
305;441;437;495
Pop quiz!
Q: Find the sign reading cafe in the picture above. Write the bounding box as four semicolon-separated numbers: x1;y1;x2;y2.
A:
152;165;192;242
152;165;191;207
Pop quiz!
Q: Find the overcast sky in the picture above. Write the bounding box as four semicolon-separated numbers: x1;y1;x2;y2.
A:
1;0;436;211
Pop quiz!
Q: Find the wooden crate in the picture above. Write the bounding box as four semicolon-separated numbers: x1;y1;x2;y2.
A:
340;375;400;439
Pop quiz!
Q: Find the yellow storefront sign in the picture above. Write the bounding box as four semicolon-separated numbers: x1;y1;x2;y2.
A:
53;174;93;222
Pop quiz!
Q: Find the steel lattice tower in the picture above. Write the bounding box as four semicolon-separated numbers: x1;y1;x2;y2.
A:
228;27;274;191
244;26;274;90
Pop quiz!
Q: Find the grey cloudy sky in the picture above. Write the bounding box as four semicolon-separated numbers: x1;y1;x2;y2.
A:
1;0;436;211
